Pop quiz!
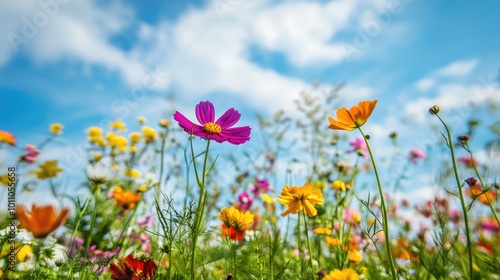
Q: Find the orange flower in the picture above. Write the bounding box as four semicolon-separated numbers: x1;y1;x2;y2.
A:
278;183;324;217
15;204;70;238
112;186;142;209
0;131;16;146
465;183;496;205
328;100;378;131
323;268;359;280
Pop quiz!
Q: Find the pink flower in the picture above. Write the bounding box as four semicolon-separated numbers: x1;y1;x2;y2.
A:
481;218;500;232
251;178;270;196
458;155;478;168
348;137;368;158
409;148;426;165
173;101;251;145
138;215;153;228
237;191;253;211
20;144;40;163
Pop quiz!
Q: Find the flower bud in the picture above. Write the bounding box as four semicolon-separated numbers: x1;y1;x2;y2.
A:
457;134;470;143
464;177;477;187
429;105;440;115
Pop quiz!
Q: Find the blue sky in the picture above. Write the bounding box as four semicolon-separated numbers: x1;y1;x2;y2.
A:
1;0;499;205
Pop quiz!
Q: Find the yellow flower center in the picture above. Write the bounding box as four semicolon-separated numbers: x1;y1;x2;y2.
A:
203;122;222;134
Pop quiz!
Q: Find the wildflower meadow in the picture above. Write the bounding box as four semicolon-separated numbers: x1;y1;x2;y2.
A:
0;91;499;280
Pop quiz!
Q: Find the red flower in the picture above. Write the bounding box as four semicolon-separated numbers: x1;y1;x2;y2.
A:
221;224;248;241
109;255;157;280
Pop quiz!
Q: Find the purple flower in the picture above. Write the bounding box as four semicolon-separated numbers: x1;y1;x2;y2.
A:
237;191;253;211
464;177;477;187
173;101;251;145
251;178;270;196
409;148;426;165
348;137;368;158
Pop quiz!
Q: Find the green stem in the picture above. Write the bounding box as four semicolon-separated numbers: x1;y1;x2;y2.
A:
358;127;397;280
85;184;100;255
302;211;315;276
190;140;211;279
435;114;474;280
157;127;169;202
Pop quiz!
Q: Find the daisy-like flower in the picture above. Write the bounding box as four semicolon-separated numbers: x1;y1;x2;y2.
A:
112;186;142;209
35;160;63;179
237;191;253;211
50;123;63;135
323;268;359;280
109;254;157;280
278;183;324;217
251;178;271;195
328;100;378;131
0;130;16;146
15;204;70;238
217;206;254;241
86;162;117;185
173;101;251;145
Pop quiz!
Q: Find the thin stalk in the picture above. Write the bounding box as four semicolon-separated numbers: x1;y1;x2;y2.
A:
190;140;211;279
358;127;397;280
435;114;474;280
157;128;169;202
302;211;315;276
85;184;101;255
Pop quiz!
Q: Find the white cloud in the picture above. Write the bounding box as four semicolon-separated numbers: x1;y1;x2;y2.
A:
414;77;435;91
436;59;478;78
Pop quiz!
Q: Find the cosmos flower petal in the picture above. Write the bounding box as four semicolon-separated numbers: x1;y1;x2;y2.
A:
216;108;241;128
328;117;356;131
328;100;378;131
218;126;251;145
195;101;215;124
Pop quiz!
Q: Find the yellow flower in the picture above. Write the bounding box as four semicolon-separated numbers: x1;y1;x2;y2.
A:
130;145;137;153
314;227;332;235
261;193;275;204
327;236;341;247
124;168;140;178
112;186;142;209
332;180;346;191
16;244;33;262
110;119;126;132
278;183;324;217
35;160;63;179
323;268;359;280
217;206;254;232
129;132;142;145
159;119;171;128
137;185;149;192
0;174;9;186
313;180;326;190
328;100;377;131
107;133;127;152
142;126;157;143
50;123;63;135
348;250;363;264
138;116;147;123
87;127;106;146
93;153;103;162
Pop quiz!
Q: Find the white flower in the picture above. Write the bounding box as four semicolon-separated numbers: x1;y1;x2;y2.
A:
86;162;116;184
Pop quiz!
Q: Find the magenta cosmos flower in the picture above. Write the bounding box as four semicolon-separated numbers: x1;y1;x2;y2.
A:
173;101;251;145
